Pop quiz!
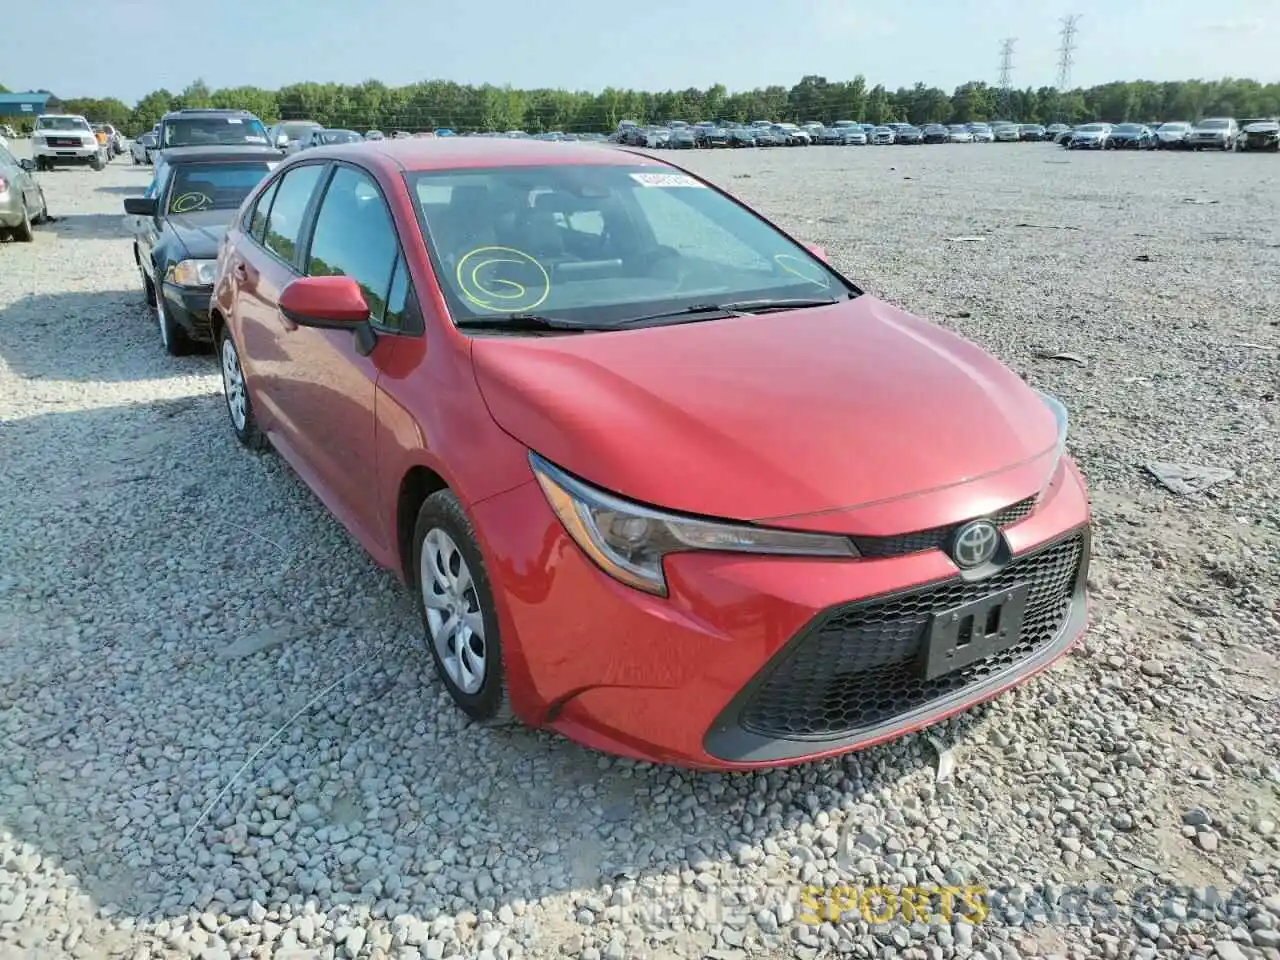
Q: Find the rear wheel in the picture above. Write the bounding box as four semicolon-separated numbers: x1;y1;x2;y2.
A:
12;201;33;243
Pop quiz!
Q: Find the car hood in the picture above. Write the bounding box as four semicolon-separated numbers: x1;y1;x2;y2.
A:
1244;122;1280;133
166;209;236;256
471;295;1059;525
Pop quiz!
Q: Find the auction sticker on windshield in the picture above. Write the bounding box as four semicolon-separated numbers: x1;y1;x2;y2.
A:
629;172;705;188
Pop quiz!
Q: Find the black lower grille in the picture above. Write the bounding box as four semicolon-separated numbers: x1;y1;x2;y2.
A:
851;496;1037;559
738;533;1084;740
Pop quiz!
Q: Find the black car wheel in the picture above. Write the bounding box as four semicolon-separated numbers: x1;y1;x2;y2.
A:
12;199;34;243
218;327;269;451
152;276;196;357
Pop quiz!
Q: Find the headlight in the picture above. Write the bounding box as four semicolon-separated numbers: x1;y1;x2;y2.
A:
530;452;859;596
165;259;218;287
1034;390;1070;495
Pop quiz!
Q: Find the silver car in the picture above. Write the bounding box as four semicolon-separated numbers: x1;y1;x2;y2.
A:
0;141;49;242
1187;118;1238;151
131;132;158;165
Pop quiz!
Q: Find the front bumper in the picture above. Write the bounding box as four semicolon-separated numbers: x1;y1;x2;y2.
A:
1241;134;1280;150
160;282;214;341
35;144;101;163
1068;139;1105;149
474;456;1092;769
1188;136;1230;148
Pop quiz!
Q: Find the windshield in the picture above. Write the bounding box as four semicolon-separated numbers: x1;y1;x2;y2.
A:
164;116;269;147
37;117;92;132
321;130;362;143
1197;119;1229;129
1078;124;1106;132
278;122;320;141
408;164;852;329
166;161;275;214
1160;123;1188;130
1115;124;1142;132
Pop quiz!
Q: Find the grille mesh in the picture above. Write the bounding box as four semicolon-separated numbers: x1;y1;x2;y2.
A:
738;533;1083;740
851;496;1037;559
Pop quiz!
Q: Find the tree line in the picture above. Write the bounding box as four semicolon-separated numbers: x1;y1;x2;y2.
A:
6;75;1279;138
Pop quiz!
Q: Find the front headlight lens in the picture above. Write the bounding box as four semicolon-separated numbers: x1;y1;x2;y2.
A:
530;452;859;596
166;259;217;287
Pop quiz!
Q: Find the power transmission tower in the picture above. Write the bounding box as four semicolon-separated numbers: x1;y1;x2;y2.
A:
1056;15;1081;91
997;38;1016;117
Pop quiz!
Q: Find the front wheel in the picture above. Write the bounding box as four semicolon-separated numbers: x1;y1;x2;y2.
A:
91;155;105;171
413;491;514;726
12;200;34;243
154;281;195;357
218;327;268;450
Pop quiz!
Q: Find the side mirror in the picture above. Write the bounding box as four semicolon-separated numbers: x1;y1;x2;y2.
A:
277;135;290;147
124;197;158;217
19;158;35;172
804;242;829;263
279;275;370;329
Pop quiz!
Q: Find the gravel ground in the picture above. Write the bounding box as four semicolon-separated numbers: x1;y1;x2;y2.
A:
1;140;1277;960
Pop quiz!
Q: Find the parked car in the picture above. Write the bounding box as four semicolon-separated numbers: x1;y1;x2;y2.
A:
32;114;106;171
947;124;975;143
1154;121;1192;149
870;126;896;145
208;137;1092;769
896;125;924;144
0;140;49;241
94;123;125;156
969;123;995;143
774;123;811;145
1053;125;1078;145
1187;118;1238;151
300;128;365;150
1065;123;1112;149
365;130;386;141
728;127;758;147
992;123;1022;143
160;108;272;152
131;132;159;165
919;124;948;144
834;125;867;145
1017;124;1047;142
753;127;785;147
123;147;281;355
668;126;698;149
1237;118;1280;152
268;119;324;153
1044;123;1072;142
1108;123;1154;149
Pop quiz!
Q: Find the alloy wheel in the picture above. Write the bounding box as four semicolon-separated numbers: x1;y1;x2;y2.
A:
220;337;248;431
420;528;487;695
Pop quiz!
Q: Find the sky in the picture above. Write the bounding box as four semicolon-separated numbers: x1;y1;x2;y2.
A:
6;0;1278;105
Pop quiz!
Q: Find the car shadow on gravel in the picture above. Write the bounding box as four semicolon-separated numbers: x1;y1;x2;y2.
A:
0;289;215;382
43;213;132;241
0;395;1004;954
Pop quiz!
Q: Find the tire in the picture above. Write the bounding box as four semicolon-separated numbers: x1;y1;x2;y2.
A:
31;189;48;225
412;490;514;726
217;326;268;451
13;200;34;243
153;279;195;356
91;155;105;171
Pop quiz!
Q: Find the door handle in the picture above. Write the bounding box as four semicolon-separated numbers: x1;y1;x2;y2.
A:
233;262;248;280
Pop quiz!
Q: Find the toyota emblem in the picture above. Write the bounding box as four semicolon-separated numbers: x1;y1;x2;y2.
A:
951;520;1000;568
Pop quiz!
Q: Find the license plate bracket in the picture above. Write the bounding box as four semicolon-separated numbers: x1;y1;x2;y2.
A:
920;582;1031;680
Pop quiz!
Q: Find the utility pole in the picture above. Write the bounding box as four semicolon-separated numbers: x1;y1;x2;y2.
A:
1056;15;1081;91
997;38;1016;118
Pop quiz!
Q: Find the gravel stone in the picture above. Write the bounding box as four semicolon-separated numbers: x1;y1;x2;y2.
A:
1;138;1278;960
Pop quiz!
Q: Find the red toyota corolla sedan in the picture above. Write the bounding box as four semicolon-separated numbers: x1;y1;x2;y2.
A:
209;138;1091;769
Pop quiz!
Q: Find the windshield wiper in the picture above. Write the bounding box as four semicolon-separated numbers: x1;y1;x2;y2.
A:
455;314;600;333
612;295;849;328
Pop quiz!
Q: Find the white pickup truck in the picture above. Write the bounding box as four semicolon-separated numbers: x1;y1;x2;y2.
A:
33;114;106;171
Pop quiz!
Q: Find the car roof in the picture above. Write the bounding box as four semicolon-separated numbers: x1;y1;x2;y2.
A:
163;108;258;119
159;146;284;164
292;137;668;173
